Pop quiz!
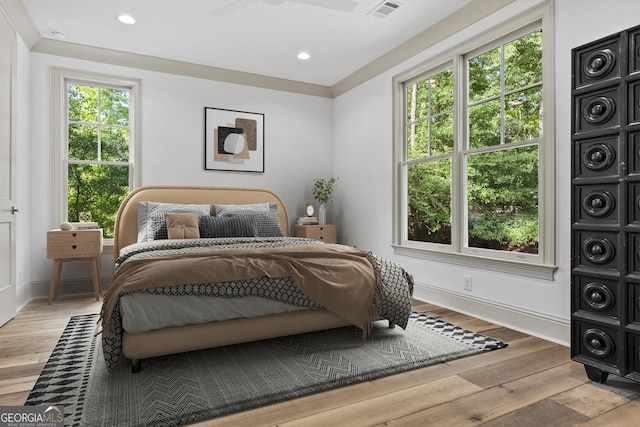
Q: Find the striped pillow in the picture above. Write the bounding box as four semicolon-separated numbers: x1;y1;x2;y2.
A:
200;215;259;238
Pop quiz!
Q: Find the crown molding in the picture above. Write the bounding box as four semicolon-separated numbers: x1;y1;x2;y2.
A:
31;38;334;98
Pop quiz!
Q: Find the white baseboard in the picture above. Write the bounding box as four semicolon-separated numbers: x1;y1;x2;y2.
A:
413;281;570;347
16;283;32;312
29;278;107;301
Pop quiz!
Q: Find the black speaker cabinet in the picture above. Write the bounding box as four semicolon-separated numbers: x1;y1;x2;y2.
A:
571;24;640;384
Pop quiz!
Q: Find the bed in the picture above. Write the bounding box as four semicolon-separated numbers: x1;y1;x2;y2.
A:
100;185;414;372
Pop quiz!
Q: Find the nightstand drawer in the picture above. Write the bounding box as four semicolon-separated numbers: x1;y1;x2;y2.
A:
47;229;103;259
47;242;102;258
294;225;337;243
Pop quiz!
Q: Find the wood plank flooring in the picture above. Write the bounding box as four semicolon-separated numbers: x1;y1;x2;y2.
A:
1;296;638;426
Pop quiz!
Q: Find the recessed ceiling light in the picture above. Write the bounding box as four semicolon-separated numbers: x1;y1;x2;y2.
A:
117;14;136;24
297;52;311;60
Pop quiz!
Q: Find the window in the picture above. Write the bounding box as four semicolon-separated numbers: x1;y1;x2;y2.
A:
54;69;140;240
393;10;555;279
406;65;454;245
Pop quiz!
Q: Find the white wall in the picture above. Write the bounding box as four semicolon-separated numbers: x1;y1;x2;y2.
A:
333;0;640;345
26;53;334;287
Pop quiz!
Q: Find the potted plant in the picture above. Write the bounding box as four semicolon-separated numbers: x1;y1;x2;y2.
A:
312;177;338;224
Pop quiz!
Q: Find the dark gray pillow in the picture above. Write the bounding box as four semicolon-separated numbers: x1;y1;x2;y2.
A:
200;215;259;238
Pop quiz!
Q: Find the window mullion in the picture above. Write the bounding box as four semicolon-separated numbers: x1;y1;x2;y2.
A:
427;78;432;157
451;55;465;254
410;83;417;153
500;44;506;146
97;88;102;162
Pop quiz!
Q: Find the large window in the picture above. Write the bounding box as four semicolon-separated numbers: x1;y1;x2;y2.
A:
394;11;554;278
54;69;140;240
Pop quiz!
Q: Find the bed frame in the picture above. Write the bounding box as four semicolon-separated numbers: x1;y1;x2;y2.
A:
113;185;353;372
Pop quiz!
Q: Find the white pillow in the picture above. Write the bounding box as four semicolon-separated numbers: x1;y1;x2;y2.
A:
214;202;275;217
137;202;210;242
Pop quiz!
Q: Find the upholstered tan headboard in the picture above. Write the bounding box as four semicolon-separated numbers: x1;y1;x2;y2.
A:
113;185;290;259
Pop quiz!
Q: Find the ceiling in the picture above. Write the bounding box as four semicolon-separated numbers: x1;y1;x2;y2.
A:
15;0;474;88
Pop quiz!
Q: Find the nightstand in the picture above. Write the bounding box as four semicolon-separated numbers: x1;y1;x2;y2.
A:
294;224;337;243
47;228;103;304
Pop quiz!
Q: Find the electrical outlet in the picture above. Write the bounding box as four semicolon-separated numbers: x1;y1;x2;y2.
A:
463;275;472;291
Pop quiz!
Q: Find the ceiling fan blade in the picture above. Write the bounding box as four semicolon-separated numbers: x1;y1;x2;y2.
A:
210;0;254;16
290;0;358;13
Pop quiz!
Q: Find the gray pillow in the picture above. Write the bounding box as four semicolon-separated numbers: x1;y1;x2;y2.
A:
229;210;284;237
214;202;277;216
200;215;259;238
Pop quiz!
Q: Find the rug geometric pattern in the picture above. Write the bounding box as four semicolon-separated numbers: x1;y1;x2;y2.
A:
409;312;507;351
25;312;506;426
24;314;98;427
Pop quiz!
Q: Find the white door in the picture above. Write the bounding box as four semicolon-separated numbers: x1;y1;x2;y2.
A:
0;10;17;327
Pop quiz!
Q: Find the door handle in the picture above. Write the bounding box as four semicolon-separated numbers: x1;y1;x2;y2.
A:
11;206;22;214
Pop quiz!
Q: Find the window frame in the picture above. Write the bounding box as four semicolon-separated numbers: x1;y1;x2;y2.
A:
53;68;141;246
392;6;556;280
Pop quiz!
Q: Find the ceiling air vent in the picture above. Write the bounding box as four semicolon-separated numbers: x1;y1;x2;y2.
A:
367;1;401;18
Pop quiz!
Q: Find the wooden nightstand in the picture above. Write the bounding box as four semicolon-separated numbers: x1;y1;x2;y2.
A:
47;228;103;304
294;224;337;243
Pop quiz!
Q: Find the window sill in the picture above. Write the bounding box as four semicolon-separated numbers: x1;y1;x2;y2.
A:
391;244;557;281
101;238;114;257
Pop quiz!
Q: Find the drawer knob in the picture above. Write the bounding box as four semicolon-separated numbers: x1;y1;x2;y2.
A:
583;96;615;124
582;237;615;265
583;48;615;79
582;144;614;171
582;191;615;217
582;328;614;358
582;283;614;311
72;245;77;249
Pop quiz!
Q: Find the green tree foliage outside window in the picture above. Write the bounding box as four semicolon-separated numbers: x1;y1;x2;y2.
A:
405;30;542;253
66;83;131;238
406;68;454;245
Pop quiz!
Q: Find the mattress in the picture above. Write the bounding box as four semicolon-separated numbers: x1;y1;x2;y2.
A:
120;293;306;333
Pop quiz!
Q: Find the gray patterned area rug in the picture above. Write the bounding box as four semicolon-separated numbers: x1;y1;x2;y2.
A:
25;312;506;426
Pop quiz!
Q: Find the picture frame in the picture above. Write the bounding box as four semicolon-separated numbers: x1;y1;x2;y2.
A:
204;107;265;172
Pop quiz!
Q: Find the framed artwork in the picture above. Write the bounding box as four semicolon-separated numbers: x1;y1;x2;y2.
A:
204;107;265;172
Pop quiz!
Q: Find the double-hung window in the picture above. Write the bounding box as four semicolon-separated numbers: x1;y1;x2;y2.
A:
393;10;555;279
54;69;140;240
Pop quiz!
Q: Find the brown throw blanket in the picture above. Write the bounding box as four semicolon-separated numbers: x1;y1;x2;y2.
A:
101;244;383;339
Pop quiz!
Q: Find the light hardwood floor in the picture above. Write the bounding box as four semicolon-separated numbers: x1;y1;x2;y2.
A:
1;296;639;426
